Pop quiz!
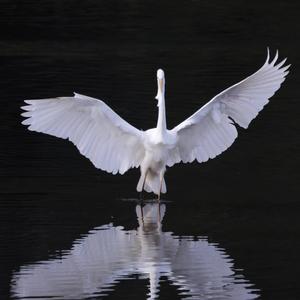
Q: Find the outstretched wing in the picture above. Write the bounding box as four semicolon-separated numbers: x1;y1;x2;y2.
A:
21;93;145;174
170;50;290;165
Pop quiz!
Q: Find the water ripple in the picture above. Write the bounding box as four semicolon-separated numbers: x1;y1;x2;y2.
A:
11;203;259;299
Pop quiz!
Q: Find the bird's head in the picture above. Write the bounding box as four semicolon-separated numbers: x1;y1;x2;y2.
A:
155;69;165;103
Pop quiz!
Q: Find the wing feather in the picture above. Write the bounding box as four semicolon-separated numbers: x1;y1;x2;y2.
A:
170;50;290;165
21;93;145;174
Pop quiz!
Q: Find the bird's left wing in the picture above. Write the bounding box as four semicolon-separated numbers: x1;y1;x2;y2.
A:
169;50;290;165
21;93;145;174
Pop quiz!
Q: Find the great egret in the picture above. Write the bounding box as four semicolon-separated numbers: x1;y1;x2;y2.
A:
21;50;289;199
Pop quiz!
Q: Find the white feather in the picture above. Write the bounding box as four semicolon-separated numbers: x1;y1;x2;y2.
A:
169;49;290;165
21;50;290;195
22;93;145;174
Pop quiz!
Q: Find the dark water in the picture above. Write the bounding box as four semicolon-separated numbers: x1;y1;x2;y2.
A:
10;203;259;300
1;1;300;299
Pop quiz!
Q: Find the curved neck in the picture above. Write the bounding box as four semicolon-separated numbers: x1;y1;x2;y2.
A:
157;94;167;132
156;78;167;132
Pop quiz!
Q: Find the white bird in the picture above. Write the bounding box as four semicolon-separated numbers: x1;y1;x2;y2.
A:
21;50;290;199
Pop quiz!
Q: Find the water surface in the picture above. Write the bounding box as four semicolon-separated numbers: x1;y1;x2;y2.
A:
1;1;300;299
11;203;258;300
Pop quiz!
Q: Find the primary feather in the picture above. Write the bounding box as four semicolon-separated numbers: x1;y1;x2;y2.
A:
21;50;290;197
169;49;290;165
22;93;144;175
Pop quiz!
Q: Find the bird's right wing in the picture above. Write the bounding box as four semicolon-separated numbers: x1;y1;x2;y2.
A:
169;50;290;165
21;93;145;174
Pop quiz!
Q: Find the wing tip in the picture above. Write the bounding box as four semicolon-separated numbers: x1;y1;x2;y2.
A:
24;99;34;105
266;47;270;62
270;49;279;66
21;118;31;125
265;48;279;66
21;105;31;111
264;48;290;76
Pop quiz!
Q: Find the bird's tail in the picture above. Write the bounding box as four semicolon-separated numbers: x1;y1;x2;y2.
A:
136;170;166;195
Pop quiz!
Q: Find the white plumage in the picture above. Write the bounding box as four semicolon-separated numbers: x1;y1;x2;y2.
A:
21;50;290;197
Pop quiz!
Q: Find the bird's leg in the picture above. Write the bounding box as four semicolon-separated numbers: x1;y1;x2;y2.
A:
157;185;161;202
157;173;164;202
139;191;143;201
142;170;148;191
140;170;148;201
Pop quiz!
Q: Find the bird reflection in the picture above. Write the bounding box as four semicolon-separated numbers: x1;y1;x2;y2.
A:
11;203;258;299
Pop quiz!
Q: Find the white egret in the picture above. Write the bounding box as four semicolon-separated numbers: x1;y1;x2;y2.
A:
21;50;290;199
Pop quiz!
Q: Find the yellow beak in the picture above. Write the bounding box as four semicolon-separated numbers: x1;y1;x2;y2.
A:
158;78;163;92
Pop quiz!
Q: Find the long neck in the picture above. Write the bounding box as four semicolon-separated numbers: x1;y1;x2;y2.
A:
156;74;167;133
157;93;167;132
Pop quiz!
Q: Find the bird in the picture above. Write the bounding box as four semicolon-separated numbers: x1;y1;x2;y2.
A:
21;49;290;199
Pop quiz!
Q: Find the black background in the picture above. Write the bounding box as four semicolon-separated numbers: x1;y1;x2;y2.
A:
0;0;299;299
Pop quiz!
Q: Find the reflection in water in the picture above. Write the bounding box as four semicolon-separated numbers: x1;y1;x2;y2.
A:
11;203;258;299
